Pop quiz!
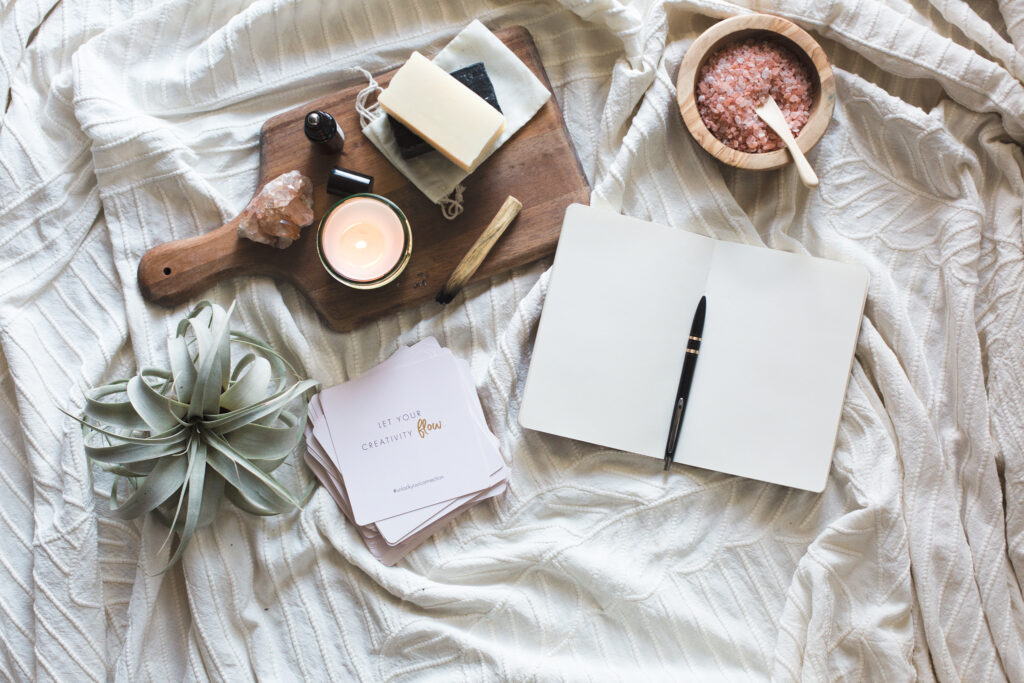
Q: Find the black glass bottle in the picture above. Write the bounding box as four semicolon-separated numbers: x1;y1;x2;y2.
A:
304;110;344;154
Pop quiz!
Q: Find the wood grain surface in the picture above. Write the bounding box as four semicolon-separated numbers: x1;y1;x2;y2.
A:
137;26;589;332
675;14;836;171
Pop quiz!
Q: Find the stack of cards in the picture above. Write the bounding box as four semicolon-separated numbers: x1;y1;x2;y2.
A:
304;338;508;565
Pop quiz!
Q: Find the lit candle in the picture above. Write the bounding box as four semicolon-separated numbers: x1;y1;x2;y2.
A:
317;195;411;289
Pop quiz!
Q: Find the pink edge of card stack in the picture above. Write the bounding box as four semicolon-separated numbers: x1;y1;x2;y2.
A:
304;337;509;566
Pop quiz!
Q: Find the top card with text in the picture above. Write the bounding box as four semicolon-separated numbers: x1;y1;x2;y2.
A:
318;351;495;525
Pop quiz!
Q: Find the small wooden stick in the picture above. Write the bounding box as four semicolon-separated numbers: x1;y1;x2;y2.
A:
436;196;523;304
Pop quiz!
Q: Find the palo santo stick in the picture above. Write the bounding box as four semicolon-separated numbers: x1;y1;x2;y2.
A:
436;196;523;304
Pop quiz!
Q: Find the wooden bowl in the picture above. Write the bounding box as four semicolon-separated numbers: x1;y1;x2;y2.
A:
676;14;836;170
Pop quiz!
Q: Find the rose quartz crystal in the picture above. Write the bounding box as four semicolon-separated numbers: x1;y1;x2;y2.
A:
237;170;315;249
696;38;814;153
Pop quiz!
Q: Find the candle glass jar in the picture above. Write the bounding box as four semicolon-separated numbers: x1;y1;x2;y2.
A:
316;194;413;290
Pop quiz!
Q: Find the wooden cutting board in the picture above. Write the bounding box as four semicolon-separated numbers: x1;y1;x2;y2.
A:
137;26;589;332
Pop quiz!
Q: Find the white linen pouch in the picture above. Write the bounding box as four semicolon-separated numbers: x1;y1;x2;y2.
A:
360;20;550;214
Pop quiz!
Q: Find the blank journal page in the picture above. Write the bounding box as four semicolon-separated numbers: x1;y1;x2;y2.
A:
677;240;868;492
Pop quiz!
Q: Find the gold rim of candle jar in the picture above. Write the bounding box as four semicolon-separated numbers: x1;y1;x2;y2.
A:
316;193;413;290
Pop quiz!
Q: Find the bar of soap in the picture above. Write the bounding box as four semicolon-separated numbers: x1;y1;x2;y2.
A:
389;63;501;160
378;52;506;172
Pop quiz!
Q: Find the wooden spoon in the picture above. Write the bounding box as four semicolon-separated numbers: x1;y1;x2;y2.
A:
755;96;819;188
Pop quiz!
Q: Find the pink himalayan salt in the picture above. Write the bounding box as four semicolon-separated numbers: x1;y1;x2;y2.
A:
237;170;314;249
696;38;814;153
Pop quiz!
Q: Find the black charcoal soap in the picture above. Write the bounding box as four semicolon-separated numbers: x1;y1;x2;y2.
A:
389;62;502;160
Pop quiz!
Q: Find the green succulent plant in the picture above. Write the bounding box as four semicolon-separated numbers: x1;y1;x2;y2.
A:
65;301;319;569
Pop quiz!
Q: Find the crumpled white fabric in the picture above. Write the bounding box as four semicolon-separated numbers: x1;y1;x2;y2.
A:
361;19;551;205
2;0;1024;681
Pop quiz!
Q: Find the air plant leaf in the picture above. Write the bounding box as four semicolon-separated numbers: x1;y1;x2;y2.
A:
210;449;297;515
196;474;226;528
225;483;292;516
162;438;207;570
84;381;148;431
110;454;189;519
204;432;304;509
225;412;303;460
190;302;234;418
70;300;320;572
220;355;271;412
84;438;187;465
126;373;183;433
167;334;197;403
203;379;319;434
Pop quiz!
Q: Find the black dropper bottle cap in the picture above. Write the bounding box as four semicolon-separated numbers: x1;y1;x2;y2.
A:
327;167;373;197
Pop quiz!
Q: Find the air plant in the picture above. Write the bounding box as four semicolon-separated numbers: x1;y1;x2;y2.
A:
65;301;319;569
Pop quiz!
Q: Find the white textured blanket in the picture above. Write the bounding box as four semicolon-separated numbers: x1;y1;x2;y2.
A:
2;0;1024;680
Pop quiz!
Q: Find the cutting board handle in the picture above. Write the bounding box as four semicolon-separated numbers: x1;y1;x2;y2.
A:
137;218;248;306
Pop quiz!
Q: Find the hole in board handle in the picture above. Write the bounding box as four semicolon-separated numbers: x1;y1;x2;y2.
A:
163;267;172;275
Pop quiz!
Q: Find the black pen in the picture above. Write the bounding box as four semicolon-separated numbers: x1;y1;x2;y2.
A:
664;296;706;471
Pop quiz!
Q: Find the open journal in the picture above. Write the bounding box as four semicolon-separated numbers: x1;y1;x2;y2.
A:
519;204;869;492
